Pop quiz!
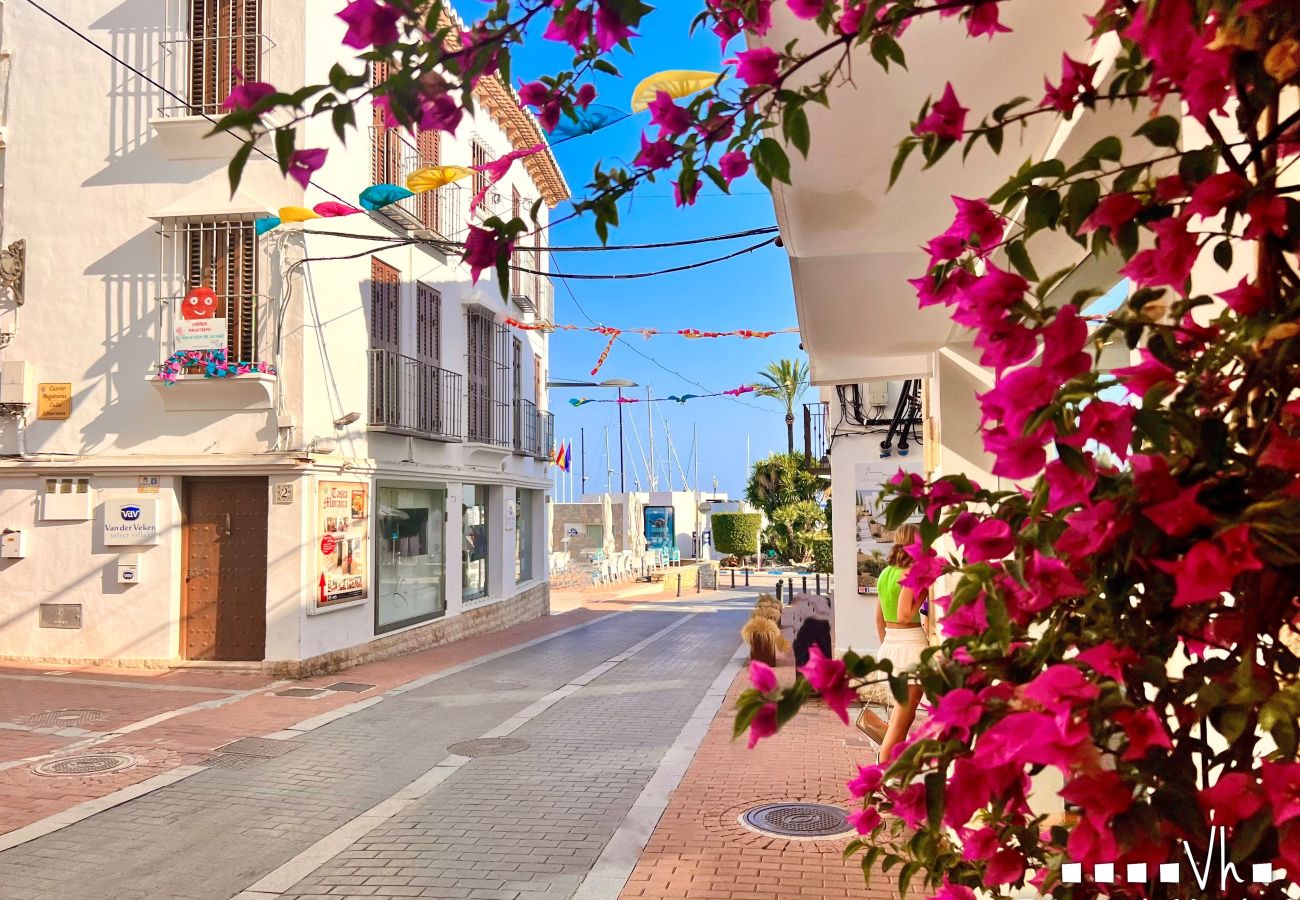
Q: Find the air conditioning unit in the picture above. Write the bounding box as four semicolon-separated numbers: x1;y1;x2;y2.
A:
0;360;33;406
865;381;889;406
510;293;536;316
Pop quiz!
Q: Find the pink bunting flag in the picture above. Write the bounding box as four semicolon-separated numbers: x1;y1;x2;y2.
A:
313;201;363;217
469;143;545;212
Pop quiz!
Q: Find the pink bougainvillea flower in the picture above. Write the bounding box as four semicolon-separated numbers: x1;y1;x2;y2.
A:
887;782;929;829
338;0;401;49
1142;483;1216;537
1021;664;1100;710
1262;762;1300;826
673;178;701;207
633;133;676;171
1068;812;1121;865
799;645;856;725
848;763;885;798
986;848;1027;885
1061;771;1134;825
461;225;512;284
961;826;999;862
1022;551;1086;612
594;2;637;52
1219;277;1268;316
935;878;977;900
786;0;824;19
945;196;1005;251
1262;426;1300;470
287;148;327;188
1081;192;1142;233
419;94;464;133
953;516;1015;563
1114;707;1173;760
913;83;967;142
901;540;944;593
1063;400;1135;460
748;702;778;748
223;81;275;111
1186;172;1251;218
1074;642;1139;681
941;593;988;638
1044;457;1097;513
1155;525;1262;606
1042;54;1097;113
517;81;560;131
748;660;777;693
953;264;1030;333
838;1;867;35
1113;349;1178;397
927;688;984;741
1219;523;1263;573
984;425;1050;480
975;320;1038;372
730;46;780;87
1244;195;1289;239
718;150;750;183
575;83;598;109
846;806;881;834
647;91;691;138
978;363;1055;433
1120;216;1200;289
964;1;1010;38
1198;772;1265;827
542;5;593;50
1040;304;1090;383
709;0;773;45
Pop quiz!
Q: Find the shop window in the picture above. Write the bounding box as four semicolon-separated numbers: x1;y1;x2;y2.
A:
515;489;536;583
376;485;446;633
462;484;490;602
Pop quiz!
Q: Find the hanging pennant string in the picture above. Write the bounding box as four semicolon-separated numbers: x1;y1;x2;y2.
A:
590;331;619;376
501;315;796;340
568;384;757;405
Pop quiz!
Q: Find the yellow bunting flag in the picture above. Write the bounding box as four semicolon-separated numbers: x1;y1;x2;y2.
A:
407;165;473;194
630;70;720;113
278;206;321;223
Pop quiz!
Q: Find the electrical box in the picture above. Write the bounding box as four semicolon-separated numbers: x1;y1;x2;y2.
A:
0;361;33;406
116;554;141;585
43;478;93;521
865;381;890;406
1;529;27;559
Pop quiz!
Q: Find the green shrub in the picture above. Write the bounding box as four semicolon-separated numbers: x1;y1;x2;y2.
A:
712;512;761;557
811;537;833;574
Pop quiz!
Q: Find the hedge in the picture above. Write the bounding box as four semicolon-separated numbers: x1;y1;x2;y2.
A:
711;512;762;557
811;536;833;574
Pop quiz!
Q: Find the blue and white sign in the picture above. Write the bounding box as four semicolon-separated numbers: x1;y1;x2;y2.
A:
103;499;158;546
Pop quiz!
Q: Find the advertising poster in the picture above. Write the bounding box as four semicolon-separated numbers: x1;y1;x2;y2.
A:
854;461;904;594
318;481;369;607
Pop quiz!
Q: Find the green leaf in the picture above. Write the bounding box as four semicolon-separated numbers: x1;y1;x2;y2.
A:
1066;179;1102;233
784;106;811;158
274;127;295;175
701;164;730;194
888;140;918;188
227;140;255;196
986;126;1004;155
1005;240;1039;281
924;772;945;828
331;104;356;144
1085;135;1123;161
1135;115;1180;148
1213;239;1234;271
755;137;791;185
593;59;620;77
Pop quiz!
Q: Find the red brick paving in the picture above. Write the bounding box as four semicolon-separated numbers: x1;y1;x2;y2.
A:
0;605;608;836
619;654;899;900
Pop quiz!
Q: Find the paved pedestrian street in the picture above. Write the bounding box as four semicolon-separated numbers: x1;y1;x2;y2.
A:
0;595;901;900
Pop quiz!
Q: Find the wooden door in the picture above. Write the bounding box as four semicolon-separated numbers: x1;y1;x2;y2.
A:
182;478;268;661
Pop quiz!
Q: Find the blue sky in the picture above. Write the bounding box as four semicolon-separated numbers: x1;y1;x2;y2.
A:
504;5;803;499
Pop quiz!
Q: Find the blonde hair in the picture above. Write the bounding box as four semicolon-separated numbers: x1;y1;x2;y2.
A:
887;523;920;568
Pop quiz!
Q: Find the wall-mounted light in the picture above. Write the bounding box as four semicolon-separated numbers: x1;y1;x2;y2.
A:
333;411;360;429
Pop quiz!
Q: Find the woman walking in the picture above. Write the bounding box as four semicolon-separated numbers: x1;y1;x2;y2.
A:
855;523;930;761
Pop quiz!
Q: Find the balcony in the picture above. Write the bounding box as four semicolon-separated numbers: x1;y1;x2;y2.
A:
537;410;555;460
368;350;463;442
803;401;831;475
514;398;540;456
152;292;277;411
370;127;463;237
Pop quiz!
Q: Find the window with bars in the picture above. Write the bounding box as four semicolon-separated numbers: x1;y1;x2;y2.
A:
416;283;441;365
161;217;262;364
471;140;490;199
187;0;261;116
371;61;444;230
466;309;495;443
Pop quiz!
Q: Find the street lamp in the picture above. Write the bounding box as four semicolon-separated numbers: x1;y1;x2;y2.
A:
547;377;640;493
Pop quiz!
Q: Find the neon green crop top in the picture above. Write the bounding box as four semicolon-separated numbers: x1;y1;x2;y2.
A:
876;565;919;623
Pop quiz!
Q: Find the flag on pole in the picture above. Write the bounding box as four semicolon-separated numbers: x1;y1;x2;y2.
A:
566;441;574;473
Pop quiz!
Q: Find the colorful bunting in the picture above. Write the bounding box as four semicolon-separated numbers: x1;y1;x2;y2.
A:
279;206;321;223
550;104;627;141
314;201;362;217
360;183;415;210
255;216;281;236
569;398;592;407
630;70;720;112
566;386;756;406
406;165;473;194
158;349;276;384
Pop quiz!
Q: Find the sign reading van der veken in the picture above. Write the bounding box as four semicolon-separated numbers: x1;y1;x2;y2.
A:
103;499;159;546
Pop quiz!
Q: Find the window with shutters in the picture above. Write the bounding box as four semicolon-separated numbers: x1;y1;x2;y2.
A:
415;283;443;434
466;309;495;443
510;189;522;297
371;64;444;231
471;140;490;199
369;259;401;352
159;216;263;366
172;0;262;116
368;259;402;427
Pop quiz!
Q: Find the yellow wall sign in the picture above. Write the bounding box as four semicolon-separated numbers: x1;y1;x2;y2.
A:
37;383;72;420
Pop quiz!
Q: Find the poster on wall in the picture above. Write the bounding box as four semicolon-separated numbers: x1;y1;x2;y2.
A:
317;481;369;608
854;461;921;594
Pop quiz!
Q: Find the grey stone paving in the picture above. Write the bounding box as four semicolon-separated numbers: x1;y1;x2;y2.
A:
0;608;745;900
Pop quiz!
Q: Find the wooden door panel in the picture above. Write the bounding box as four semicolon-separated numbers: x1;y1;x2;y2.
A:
183;478;268;661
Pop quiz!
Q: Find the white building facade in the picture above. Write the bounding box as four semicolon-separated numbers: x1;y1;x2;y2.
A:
0;1;567;673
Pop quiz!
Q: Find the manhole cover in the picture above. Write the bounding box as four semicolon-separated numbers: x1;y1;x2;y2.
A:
325;682;374;693
276;688;326;698
740;803;853;839
205;754;267;771
31;753;138;777
23;708;111;729
447;738;530;758
212;738;303;758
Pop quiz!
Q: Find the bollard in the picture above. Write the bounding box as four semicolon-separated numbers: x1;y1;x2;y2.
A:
730;569;736;589
776;579;783;604
677;574;682;597
744;568;750;587
815;573;821;594
802;575;808;593
696;572;701;594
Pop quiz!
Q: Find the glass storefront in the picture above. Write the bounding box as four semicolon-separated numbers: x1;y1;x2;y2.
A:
516;489;536;583
463;484;489;602
375;484;446;633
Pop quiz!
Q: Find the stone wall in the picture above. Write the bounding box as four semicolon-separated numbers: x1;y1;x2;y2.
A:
275;582;551;678
658;562;718;594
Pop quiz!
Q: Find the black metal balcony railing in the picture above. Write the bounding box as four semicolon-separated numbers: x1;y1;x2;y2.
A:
159;292;274;368
537;410;555;460
514;398;541;455
368;350;462;441
158;31;274;118
803;401;830;472
369;127;463;236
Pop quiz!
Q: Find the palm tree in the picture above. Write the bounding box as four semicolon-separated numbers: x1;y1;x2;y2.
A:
755;358;809;455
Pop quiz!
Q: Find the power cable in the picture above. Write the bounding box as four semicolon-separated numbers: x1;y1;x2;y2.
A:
304;225;779;252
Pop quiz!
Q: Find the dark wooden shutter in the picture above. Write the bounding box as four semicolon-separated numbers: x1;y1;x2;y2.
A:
417;129;440;228
472;141;489;197
190;0;260;115
185;218;258;363
466;310;493;441
510;188;522;296
372;60;394;185
370;259;400;351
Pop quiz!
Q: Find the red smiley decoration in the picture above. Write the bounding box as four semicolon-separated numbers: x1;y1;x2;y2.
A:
181;287;218;320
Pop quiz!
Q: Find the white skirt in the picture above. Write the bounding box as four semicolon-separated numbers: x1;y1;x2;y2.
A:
877;628;929;675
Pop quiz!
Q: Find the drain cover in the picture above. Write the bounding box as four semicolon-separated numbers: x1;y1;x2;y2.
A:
31;753;138;777
205;754;267;771
447;737;530;758
212;738;304;758
23;708;111;729
325;682;374;693
740;803;853;839
276;688;326;698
